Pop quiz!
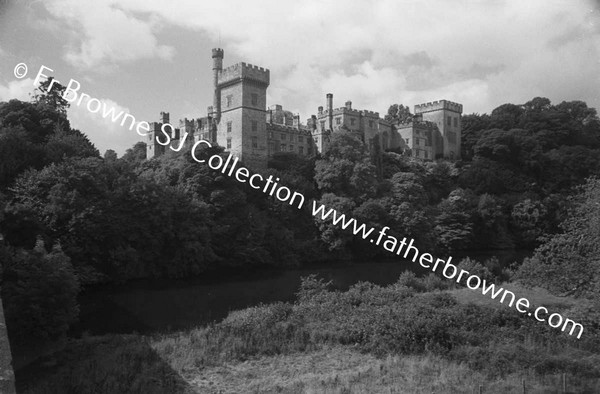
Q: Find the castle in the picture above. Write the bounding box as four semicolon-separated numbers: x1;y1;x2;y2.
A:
147;48;463;166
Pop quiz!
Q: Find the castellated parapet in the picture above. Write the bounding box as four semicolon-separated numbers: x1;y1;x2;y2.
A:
218;62;270;87
212;48;224;58
361;110;380;118
414;100;463;114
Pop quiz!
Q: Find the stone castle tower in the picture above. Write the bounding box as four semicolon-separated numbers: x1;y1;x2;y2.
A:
414;100;463;159
146;111;171;159
212;48;271;168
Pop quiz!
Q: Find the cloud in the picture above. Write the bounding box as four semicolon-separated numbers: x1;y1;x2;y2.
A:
67;96;145;155
39;0;600;117
0;78;35;102
43;0;175;69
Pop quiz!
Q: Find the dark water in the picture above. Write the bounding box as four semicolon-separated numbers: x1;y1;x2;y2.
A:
72;250;531;336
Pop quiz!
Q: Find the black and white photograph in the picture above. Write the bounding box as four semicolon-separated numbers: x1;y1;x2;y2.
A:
0;0;599;392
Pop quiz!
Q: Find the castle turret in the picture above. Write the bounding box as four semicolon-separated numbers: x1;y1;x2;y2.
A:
212;48;224;122
160;111;170;124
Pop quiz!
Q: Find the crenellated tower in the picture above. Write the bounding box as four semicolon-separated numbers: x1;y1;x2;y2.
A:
414;100;462;159
215;56;270;168
147;112;171;159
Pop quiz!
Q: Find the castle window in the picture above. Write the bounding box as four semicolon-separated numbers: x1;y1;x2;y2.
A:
424;151;428;159
447;116;451;126
336;117;341;125
405;138;409;144
290;144;294;151
453;117;458;127
227;121;232;133
315;136;319;143
280;133;286;140
299;146;304;154
289;135;294;143
226;95;232;107
307;145;312;154
351;118;356;126
280;143;286;151
298;136;303;143
320;121;325;130
252;136;258;148
227;138;232;149
269;142;275;152
369;120;374;128
252;121;257;132
251;93;258;106
269;131;273;139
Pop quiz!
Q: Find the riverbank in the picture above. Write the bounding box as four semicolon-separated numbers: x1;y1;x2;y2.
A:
71;250;531;337
15;276;600;393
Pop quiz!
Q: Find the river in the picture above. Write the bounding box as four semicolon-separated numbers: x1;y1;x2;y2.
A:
70;249;531;337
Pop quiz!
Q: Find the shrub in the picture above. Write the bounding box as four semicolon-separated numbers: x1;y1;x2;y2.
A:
0;241;80;346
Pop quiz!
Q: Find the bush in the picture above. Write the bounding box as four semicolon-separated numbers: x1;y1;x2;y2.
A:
0;240;80;346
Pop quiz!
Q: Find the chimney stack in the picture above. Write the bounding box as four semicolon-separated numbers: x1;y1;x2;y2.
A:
345;100;352;110
212;48;224;122
326;93;333;130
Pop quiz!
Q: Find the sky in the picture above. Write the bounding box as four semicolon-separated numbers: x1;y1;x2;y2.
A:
0;0;599;155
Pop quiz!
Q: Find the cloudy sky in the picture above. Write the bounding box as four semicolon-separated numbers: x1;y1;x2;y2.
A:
1;0;599;155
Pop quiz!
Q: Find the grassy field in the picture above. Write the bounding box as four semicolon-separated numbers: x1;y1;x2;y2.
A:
15;274;600;393
448;281;577;310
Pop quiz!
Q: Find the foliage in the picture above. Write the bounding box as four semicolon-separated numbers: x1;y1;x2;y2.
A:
0;241;79;346
384;103;412;123
32;77;70;115
518;177;600;297
0;99;98;188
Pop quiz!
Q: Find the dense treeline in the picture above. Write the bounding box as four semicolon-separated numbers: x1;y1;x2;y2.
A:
1;84;599;351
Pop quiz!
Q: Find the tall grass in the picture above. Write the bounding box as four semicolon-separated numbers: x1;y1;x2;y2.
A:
17;273;600;393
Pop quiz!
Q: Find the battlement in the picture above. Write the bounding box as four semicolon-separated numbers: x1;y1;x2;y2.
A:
360;110;380;118
212;48;224;58
218;62;270;86
332;106;361;115
414;100;463;114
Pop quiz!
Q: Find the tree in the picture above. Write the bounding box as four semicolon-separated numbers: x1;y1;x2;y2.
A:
44;127;99;162
122;141;147;162
315;132;378;200
510;199;548;247
0;127;45;188
104;149;118;161
32;77;70;115
518;177;600;297
490;103;524;130
385;104;412;123
0;241;80;347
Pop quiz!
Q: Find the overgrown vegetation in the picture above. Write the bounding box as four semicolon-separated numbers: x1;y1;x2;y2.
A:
16;273;600;393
